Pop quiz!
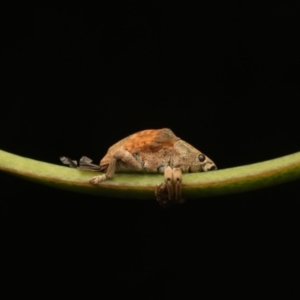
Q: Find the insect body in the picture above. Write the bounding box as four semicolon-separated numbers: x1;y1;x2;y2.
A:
61;128;217;207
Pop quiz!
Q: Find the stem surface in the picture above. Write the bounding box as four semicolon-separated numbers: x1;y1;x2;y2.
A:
1;149;300;199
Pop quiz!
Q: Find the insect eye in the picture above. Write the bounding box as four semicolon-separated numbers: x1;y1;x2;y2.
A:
198;154;206;162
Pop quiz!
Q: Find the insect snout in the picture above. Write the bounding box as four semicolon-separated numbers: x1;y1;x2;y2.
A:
207;165;217;171
202;162;217;172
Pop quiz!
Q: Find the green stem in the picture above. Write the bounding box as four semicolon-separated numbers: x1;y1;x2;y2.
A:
1;149;300;200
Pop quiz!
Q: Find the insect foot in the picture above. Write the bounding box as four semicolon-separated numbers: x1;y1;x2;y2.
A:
155;166;185;208
89;174;108;185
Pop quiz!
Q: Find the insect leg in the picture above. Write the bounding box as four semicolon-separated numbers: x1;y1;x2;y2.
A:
105;149;143;177
89;158;115;184
172;168;183;203
164;166;174;201
155;167;184;207
90;150;143;185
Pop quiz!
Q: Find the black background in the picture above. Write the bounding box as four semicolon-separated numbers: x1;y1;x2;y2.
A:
1;1;300;297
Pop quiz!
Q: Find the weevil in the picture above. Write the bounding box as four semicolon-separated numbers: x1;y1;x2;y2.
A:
60;128;217;207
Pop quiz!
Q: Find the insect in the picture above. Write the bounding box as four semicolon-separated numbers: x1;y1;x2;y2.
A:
61;128;217;207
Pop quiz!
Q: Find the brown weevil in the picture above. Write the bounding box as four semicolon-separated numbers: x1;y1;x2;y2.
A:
61;128;217;207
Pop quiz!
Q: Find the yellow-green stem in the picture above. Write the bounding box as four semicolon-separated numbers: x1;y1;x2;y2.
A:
1;149;300;200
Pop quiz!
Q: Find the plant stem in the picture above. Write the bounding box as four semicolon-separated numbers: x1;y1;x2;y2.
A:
1;149;300;200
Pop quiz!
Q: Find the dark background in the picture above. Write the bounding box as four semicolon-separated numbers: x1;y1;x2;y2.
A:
1;1;299;296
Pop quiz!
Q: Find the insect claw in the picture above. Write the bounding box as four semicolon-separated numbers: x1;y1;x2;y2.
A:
155;183;171;207
60;156;78;168
79;156;103;171
89;174;107;185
